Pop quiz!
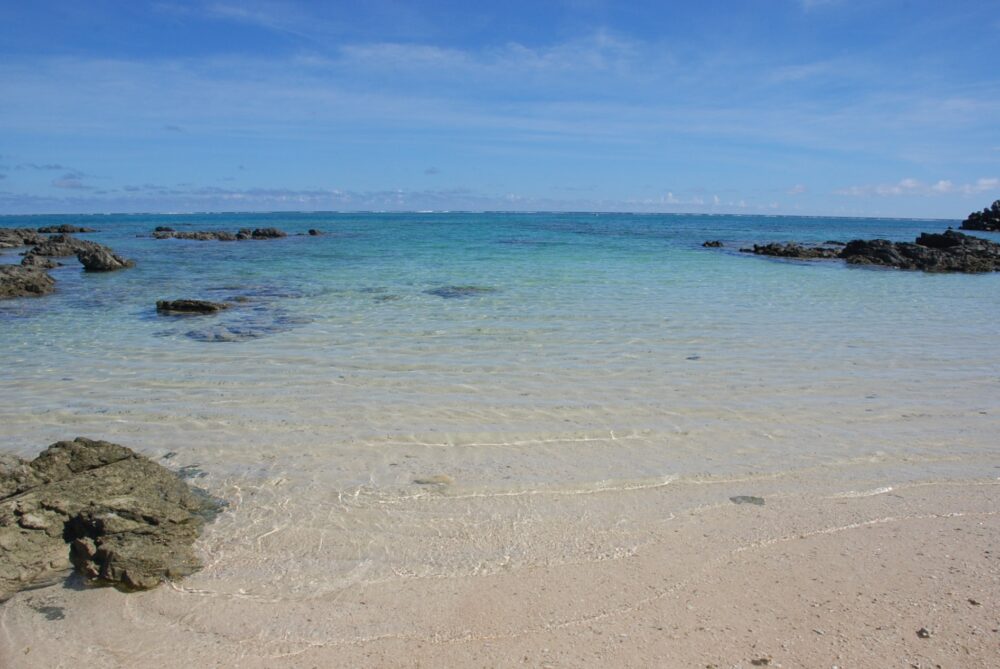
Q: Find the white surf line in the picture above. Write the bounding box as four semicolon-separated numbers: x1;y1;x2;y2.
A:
372;475;678;504
374;431;649;449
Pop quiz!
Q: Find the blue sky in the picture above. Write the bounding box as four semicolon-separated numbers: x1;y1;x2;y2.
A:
1;0;998;217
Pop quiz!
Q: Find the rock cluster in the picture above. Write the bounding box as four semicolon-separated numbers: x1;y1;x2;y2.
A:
0;266;56;299
0;438;220;601
729;230;1000;273
36;224;97;234
152;227;288;241
26;234;101;258
960;200;1000;232
0;228;45;249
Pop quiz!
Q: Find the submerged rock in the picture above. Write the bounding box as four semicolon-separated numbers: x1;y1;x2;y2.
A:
36;224;97;234
702;240;723;248
156;299;229;314
961;200;1000;232
0;438;221;601
730;495;765;506
76;245;135;272
0;265;56;299
425;285;498;299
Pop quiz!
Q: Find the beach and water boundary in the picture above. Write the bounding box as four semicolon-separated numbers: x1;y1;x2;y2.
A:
1;211;998;667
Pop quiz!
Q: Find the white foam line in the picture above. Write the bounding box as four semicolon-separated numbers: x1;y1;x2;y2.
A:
375;432;648;449
830;485;894;498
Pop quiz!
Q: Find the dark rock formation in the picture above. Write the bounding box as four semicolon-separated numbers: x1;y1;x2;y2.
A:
20;254;60;269
960;200;1000;232
0;228;46;249
26;234;100;257
156;299;229;314
37;224;97;234
841;230;1000;272
702;240;723;248
76;245;136;272
308;229;321;236
739;242;842;259
152;230;238;241
0;266;56;299
154;226;175;232
153;227;288;241
0;438;221;601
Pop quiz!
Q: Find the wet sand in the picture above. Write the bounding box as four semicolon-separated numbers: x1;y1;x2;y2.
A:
2;480;996;668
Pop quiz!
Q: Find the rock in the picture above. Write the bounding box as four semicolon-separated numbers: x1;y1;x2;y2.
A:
730;495;765;506
916;627;932;638
152;230;238;241
152;228;286;241
76;245;135;272
0;265;56;299
702;240;723;248
248;227;287;239
0;438;221;601
154;226;175;232
26;234;100;257
308;229;321;236
740;242;842;259
156;299;230;314
20;254;60;269
0;228;46;249
960;200;1000;232
425;285;498;299
36;224;96;234
841;230;1000;272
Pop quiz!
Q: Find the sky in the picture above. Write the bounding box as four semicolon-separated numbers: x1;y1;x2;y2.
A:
0;0;998;218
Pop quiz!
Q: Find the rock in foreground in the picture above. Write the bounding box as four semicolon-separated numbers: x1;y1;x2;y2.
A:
740;242;842;259
156;299;229;314
0;265;56;299
0;438;220;601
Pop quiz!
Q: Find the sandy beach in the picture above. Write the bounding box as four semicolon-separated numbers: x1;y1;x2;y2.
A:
3;475;996;668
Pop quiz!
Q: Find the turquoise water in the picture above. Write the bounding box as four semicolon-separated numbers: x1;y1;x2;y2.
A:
2;211;999;586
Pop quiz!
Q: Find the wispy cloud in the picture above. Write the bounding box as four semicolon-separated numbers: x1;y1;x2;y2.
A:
788;184;808;195
16;162;69;170
51;171;92;189
836;177;1000;197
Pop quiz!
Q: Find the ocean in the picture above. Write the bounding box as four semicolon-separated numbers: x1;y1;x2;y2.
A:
2;211;999;591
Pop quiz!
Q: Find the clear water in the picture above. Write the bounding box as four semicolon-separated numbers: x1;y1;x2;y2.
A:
2;211;999;589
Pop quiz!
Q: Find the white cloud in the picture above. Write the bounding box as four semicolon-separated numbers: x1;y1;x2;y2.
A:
836;177;1000;197
788;184;807;195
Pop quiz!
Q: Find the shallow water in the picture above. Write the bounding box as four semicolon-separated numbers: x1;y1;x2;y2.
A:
2;211;999;589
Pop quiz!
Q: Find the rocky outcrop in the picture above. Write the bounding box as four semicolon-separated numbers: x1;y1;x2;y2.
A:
841;230;1000;272
37;224;97;234
0;228;46;249
76;245;135;272
702;240;723;248
20;254;60;269
0;438;221;601
153;230;238;241
156;299;229;314
26;234;101;257
739;242;842;259
0;266;56;299
153;227;289;241
728;229;1000;273
960;200;1000;232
